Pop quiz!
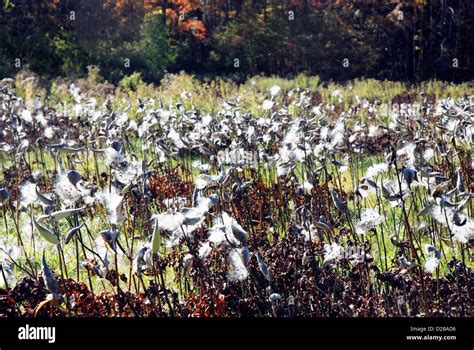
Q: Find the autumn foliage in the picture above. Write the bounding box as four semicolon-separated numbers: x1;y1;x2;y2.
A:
0;0;473;81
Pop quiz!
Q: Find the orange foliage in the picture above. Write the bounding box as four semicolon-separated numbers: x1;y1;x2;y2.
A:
144;0;207;41
178;18;206;41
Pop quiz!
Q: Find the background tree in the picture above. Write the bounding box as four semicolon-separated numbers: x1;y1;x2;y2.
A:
0;0;472;83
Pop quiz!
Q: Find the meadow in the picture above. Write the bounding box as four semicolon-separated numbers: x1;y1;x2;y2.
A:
0;71;472;317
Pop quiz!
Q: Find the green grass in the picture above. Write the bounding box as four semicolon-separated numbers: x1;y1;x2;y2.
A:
10;70;474;122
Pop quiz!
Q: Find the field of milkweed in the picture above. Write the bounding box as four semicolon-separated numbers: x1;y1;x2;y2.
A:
0;73;472;317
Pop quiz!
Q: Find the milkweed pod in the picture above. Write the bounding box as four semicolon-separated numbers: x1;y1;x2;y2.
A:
35;186;54;206
151;217;161;255
111;140;123;153
269;293;282;302
33;216;60;245
331;189;347;213
49;207;85;221
0;187;9;204
256;253;272;282
65;224;84;244
42;250;58;294
67;170;81;186
100;230;117;253
456;170;465;193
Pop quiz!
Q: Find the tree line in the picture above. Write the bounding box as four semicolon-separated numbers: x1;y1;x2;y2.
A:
0;0;472;83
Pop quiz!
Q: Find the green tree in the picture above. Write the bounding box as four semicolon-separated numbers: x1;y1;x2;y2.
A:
125;11;177;82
